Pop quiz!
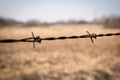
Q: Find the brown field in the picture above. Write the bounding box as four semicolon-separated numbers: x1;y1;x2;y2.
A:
0;24;120;80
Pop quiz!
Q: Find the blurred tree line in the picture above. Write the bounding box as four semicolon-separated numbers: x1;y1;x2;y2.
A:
0;17;22;26
0;15;120;28
103;16;120;28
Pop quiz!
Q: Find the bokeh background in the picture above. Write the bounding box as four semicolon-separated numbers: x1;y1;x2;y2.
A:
0;0;120;80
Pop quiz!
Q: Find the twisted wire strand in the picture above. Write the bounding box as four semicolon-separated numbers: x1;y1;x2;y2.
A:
42;32;120;40
0;31;120;48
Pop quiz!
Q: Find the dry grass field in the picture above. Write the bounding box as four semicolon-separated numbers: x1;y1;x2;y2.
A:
0;24;120;80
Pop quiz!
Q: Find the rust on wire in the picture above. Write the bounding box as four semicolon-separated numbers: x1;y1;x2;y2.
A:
0;31;120;48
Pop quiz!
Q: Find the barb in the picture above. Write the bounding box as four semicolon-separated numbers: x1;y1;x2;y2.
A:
0;31;120;48
31;32;41;48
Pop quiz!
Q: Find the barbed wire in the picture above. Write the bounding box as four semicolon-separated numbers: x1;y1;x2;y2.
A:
0;31;120;48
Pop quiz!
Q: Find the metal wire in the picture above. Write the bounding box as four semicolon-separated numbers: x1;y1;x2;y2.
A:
0;31;120;48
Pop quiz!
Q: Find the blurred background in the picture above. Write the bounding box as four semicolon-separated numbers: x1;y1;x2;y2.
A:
0;0;120;80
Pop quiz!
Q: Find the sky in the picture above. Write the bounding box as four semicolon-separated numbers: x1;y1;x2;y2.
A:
0;0;120;22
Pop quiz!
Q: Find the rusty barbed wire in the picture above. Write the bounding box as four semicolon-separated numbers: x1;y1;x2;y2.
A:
0;31;120;48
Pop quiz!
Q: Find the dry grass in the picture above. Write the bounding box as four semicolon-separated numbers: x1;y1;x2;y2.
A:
0;24;120;80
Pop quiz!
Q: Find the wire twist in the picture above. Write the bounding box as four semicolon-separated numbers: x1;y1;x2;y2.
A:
0;31;120;48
